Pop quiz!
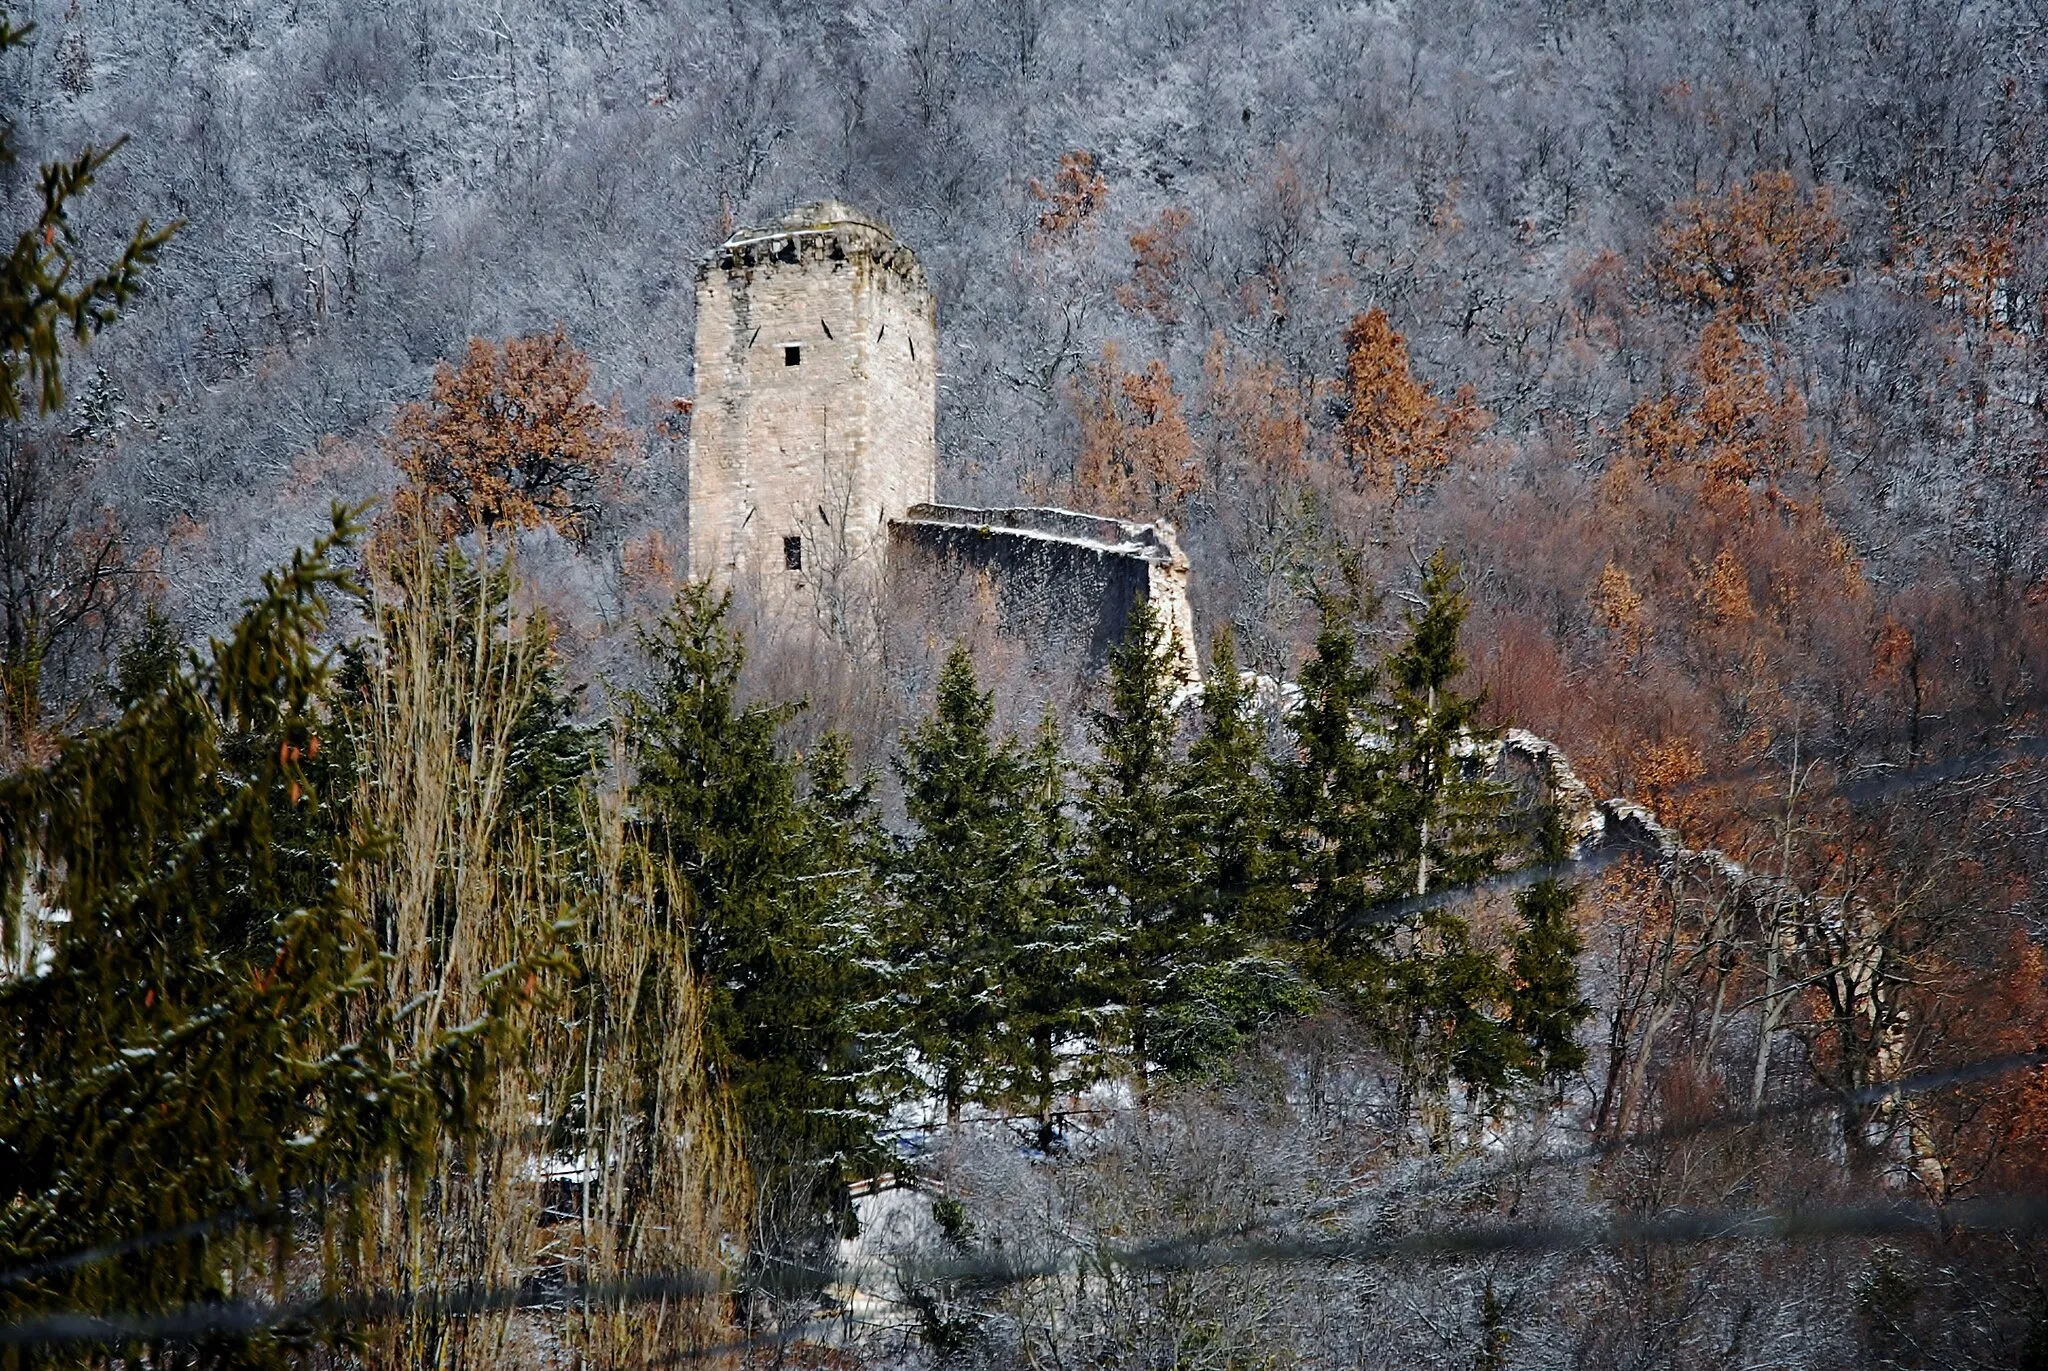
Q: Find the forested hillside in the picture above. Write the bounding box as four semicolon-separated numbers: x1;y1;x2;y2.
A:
1;1;2045;1368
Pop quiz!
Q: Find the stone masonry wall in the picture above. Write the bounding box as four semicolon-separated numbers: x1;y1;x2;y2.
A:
888;504;1201;682
686;203;937;616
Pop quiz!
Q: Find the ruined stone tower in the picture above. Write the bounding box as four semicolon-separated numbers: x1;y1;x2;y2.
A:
686;200;1199;685
686;202;937;607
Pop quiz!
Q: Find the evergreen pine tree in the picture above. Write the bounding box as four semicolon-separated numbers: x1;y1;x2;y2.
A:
888;646;1037;1124
794;731;892;1184
1177;625;1284;938
0;512;522;1367
1381;550;1513;898
1390;909;1520;1110
1079;600;1202;1088
1375;553;1540;1109
503;625;601;824
0;18;174;422
1154;625;1311;1072
1508;877;1592;1086
999;704;1101;1148
1274;559;1567;1116
1274;591;1392;1000
623;583;865;1182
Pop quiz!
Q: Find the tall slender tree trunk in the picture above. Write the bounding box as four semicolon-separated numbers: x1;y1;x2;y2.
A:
1033;1025;1057;1151
1753;733;1806;1113
1132;994;1151;1104
1415;684;1435;897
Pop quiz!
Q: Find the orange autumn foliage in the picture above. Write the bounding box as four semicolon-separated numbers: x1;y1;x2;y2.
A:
1199;334;1310;489
1558;295;1870;849
1339;307;1485;501
1622;314;1818;510
1591;561;1649;661
391;327;635;540
1118;206;1194;324
1694;547;1756;623
1871;616;1917;682
1030;150;1108;239
1963;934;2048;1191
1069;343;1198;518
1631;735;1721;835
1651;170;1847;321
1887;930;2048;1198
1913;220;2021;333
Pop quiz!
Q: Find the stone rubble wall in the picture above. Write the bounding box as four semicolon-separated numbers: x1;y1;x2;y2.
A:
888;504;1201;681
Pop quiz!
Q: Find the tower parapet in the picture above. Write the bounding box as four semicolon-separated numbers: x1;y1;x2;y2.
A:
707;202;927;283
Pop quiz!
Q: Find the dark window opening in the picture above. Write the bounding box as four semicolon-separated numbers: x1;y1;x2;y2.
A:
783;535;803;570
783;344;801;367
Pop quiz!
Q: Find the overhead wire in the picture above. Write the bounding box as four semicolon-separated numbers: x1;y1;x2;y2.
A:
0;1171;381;1292
9;1190;2048;1355
0;1269;721;1350
908;1190;2048;1288
1277;1046;2048;1230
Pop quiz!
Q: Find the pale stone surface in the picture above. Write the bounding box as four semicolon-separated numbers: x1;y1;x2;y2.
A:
686;202;937;619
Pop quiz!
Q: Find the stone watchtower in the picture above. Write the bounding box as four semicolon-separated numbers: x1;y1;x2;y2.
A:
686;202;937;606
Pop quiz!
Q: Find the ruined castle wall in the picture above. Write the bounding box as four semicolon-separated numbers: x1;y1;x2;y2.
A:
686;212;937;609
887;505;1201;684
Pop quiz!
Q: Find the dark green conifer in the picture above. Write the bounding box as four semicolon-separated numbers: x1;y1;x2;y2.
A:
888;646;1036;1124
1177;625;1285;939
795;730;893;1179
1144;625;1312;1072
1274;590;1391;998
1391;909;1520;1107
1381;550;1513;899
0;512;521;1367
1079;600;1203;1088
1508;877;1591;1085
0;19;174;421
503;629;600;824
1273;558;1581;1114
1374;552;1524;1104
1000;703;1101;1147
623;583;864;1179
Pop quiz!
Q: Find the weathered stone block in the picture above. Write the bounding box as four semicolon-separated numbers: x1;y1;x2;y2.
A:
888;504;1200;680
